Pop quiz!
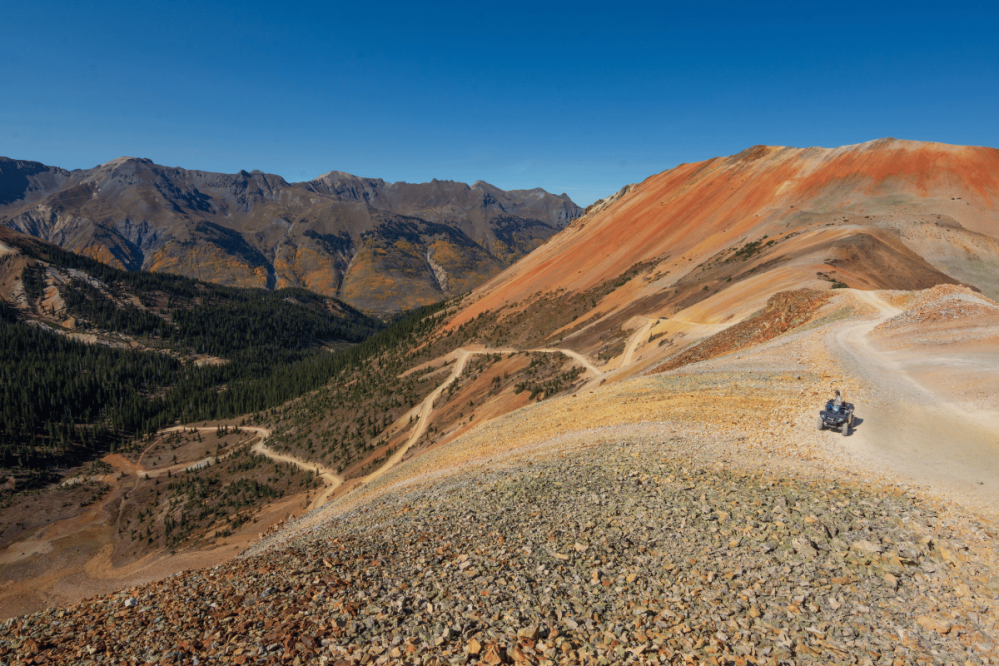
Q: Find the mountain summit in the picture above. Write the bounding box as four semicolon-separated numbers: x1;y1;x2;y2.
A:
0;157;582;312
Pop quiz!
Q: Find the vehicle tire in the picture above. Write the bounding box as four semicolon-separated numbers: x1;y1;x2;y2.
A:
816;417;824;431
841;423;850;437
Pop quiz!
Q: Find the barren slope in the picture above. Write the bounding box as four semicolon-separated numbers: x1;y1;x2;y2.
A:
450;139;998;360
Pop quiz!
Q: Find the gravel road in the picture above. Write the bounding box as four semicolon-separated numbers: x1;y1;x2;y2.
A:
823;291;999;517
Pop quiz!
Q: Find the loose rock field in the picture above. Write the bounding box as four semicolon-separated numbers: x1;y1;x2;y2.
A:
4;434;997;665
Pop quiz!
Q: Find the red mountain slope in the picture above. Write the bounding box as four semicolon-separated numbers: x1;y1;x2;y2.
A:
450;139;999;357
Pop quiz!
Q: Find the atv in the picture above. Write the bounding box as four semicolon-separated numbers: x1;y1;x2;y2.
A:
817;400;854;436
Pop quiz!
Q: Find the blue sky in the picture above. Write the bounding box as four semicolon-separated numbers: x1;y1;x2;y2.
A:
2;2;996;206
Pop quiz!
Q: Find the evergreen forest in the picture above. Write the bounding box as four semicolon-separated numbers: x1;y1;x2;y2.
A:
0;233;452;475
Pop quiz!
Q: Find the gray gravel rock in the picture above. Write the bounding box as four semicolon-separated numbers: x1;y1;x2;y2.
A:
1;436;997;664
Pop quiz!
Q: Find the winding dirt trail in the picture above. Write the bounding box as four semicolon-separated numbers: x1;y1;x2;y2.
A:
143;346;605;510
157;427;342;512
831;291;999;511
527;347;603;376
250;441;342;512
154;426;272;476
618;317;655;368
1;423;269;572
359;350;480;487
0;425;299;617
358;346;603;488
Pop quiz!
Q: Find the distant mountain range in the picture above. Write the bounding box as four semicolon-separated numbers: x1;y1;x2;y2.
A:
0;157;582;312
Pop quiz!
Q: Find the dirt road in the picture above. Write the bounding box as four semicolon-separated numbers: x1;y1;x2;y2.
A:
145;426;270;476
251;440;342;511
618;317;655;369
528;347;603;376
358;346;603;488
0;425;301;617
359;350;480;487
831;291;999;512
140;346;604;512
160;427;342;511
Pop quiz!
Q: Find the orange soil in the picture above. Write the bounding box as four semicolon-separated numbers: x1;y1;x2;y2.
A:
449;139;999;334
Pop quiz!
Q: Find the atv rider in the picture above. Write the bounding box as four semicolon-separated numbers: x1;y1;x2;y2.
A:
833;389;844;407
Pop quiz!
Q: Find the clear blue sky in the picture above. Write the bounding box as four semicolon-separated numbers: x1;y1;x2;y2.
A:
2;1;996;206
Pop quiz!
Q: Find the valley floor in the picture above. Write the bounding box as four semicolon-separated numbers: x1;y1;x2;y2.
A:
0;427;321;618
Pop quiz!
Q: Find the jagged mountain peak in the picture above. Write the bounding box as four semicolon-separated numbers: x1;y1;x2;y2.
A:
304;171;387;200
0;156;583;312
99;156;152;167
470;180;501;192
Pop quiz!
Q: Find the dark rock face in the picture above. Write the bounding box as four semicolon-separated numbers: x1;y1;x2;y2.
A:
0;157;582;312
0;158;72;206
